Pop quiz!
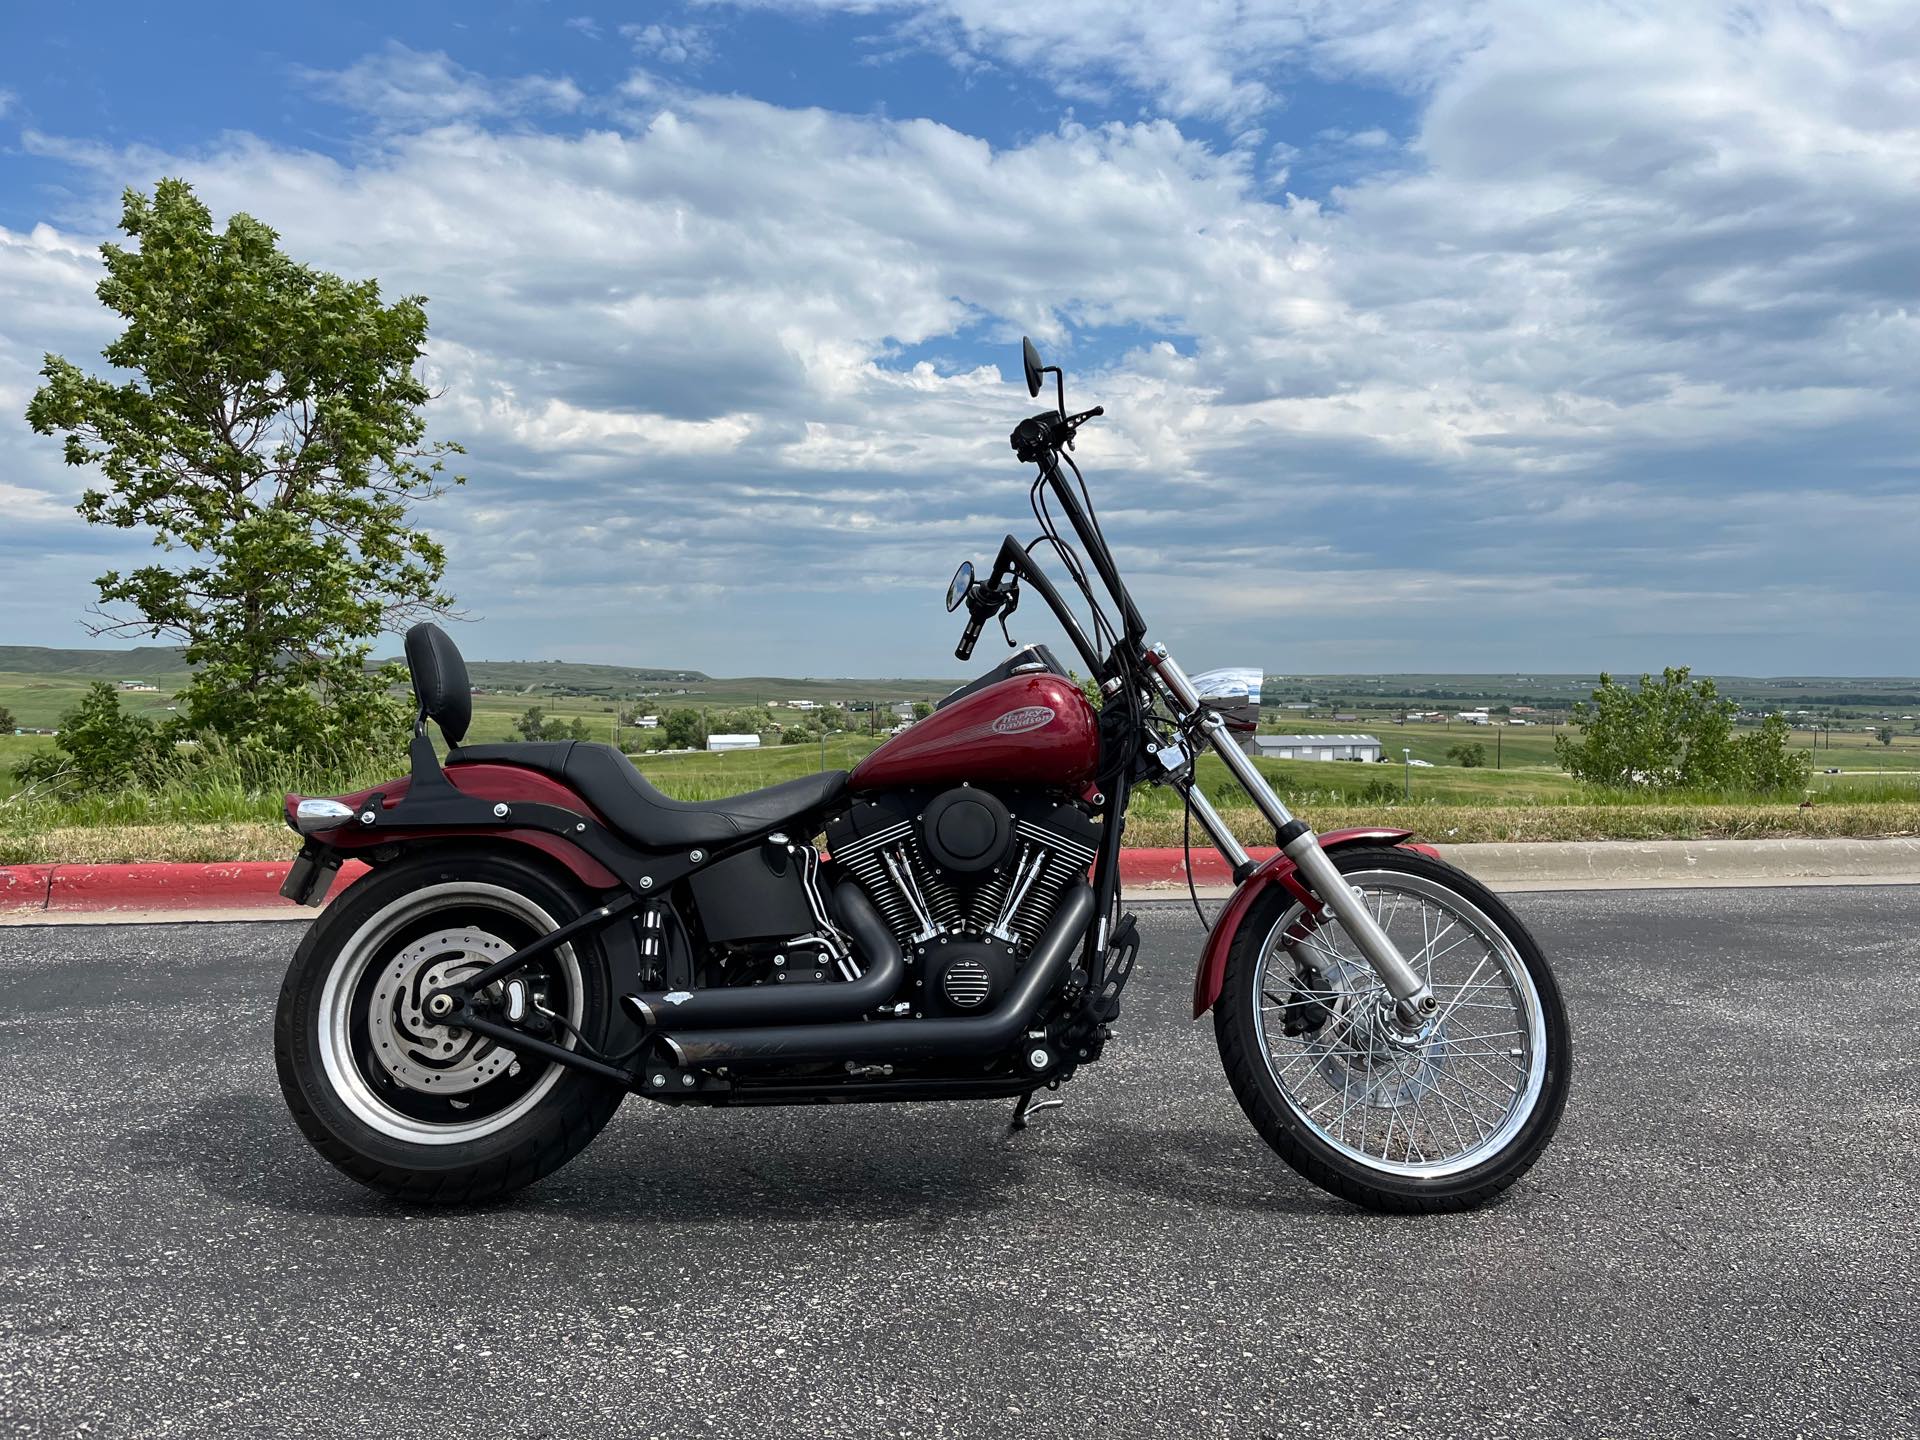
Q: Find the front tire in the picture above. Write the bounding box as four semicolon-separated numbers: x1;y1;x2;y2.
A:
275;847;626;1203
1215;846;1571;1213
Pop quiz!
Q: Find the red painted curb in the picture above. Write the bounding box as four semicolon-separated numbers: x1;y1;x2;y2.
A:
0;859;370;914
1;848;1254;915
1120;847;1279;886
0;864;54;911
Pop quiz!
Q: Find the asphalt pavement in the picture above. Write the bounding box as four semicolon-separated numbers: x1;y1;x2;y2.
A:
1;889;1916;1439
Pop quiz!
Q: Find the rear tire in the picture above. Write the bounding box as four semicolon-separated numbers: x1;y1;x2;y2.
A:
275;847;625;1203
1215;846;1570;1213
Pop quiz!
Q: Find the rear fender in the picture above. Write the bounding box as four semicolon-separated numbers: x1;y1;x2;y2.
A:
1190;828;1437;1019
284;762;620;891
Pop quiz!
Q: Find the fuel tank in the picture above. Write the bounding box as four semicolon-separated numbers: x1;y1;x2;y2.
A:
850;673;1099;791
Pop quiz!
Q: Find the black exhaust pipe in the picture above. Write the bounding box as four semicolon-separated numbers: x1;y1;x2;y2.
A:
657;881;1094;1068
620;881;904;1031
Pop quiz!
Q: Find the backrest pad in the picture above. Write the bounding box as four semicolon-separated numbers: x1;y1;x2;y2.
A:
404;622;472;746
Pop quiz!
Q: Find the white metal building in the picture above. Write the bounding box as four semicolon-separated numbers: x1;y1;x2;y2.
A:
1249;734;1383;762
706;734;762;752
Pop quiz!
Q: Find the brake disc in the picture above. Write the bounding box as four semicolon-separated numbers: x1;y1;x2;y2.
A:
1304;957;1450;1109
366;928;522;1095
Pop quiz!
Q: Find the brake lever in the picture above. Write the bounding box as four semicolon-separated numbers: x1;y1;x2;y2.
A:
993;578;1022;647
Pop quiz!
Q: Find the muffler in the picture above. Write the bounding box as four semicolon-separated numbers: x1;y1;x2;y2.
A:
655;881;1094;1068
621;881;905;1031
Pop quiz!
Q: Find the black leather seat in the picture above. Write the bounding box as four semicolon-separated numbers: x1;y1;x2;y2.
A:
451;740;848;850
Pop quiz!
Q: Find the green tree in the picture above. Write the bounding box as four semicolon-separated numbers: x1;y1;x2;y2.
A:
911;701;932;721
14;682;164;791
514;706;548;741
1446;742;1487;768
1733;713;1811;793
1877;727;1895;747
661;708;704;750
1555;668;1808;794
0;705;13;734
25;179;463;758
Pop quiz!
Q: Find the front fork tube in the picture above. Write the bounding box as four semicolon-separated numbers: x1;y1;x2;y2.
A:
1148;647;1438;1023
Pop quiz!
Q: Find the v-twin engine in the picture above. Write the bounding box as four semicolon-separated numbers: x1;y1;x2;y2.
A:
825;788;1098;1016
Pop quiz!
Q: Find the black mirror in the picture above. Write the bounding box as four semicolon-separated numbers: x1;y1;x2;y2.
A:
1022;337;1044;398
946;560;974;613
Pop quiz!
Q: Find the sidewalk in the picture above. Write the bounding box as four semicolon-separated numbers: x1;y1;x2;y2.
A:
5;837;1920;922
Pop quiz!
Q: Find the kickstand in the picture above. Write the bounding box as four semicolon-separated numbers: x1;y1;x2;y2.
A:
1009;1089;1065;1132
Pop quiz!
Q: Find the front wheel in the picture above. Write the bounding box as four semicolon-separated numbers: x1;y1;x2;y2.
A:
275;847;626;1203
1215;846;1571;1212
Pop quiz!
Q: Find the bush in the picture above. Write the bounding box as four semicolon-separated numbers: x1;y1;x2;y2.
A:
1556;668;1810;796
13;683;167;793
1447;743;1487;768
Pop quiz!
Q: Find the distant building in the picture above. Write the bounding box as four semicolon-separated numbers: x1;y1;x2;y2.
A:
1248;734;1383;762
1282;703;1312;711
787;700;821;711
118;681;159;692
707;734;762;752
1455;711;1491;725
1405;711;1445;723
1511;705;1538;715
633;715;659;729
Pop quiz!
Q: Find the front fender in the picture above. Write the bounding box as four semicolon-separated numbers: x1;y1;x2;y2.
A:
1189;828;1436;1019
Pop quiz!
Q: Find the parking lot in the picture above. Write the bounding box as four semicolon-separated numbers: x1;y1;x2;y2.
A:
1;887;1916;1438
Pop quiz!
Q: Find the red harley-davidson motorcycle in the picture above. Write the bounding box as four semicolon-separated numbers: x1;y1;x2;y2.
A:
274;339;1570;1212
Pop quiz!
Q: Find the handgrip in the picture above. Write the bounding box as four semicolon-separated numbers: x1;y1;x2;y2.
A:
955;608;987;661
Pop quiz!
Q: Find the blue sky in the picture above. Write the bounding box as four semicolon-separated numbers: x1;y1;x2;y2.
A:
2;1;1917;677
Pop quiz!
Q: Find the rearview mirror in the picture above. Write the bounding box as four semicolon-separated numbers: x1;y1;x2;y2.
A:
946;560;975;612
1022;337;1044;398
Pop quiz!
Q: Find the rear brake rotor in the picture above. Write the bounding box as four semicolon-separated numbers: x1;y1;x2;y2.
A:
366;928;523;1094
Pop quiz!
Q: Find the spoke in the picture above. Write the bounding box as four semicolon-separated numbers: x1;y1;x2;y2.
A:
1439;1068;1518;1115
1454;1051;1525;1094
1415;916;1459;968
1430;956;1493;1030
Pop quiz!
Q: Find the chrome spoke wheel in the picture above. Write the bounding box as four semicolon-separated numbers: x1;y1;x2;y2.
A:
1251;867;1548;1180
316;881;585;1146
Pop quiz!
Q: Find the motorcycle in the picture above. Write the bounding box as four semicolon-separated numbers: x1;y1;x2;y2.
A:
274;338;1571;1212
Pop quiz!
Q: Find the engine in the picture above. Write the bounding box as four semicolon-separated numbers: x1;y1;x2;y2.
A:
825;788;1099;1017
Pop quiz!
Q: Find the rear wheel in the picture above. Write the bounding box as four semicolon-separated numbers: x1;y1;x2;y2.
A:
1215;846;1570;1212
275;848;625;1203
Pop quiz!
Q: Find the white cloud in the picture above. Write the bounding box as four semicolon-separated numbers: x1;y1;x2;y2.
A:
299;43;585;125
709;0;1491;120
5;3;1920;671
622;22;714;66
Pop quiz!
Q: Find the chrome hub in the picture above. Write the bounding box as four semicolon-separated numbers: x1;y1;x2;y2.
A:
1304;958;1450;1110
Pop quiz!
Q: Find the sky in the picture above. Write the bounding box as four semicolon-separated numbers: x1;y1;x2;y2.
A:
1;1;1917;678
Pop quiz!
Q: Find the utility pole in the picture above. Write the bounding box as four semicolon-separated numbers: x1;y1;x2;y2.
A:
1403;747;1411;801
1496;724;1502;770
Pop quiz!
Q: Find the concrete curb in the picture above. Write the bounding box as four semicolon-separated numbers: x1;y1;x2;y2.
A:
3;838;1919;923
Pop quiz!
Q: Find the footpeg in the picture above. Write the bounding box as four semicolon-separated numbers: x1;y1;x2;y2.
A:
1093;912;1140;1023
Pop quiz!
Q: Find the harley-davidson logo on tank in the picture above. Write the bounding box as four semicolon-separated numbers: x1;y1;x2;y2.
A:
991;706;1055;735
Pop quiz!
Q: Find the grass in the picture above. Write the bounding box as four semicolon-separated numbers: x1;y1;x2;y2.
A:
5;731;1920;864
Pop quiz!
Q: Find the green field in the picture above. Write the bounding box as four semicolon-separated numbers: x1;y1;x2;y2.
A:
11;645;1920;862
